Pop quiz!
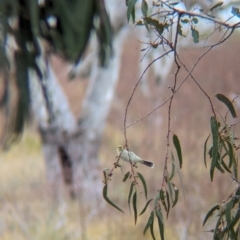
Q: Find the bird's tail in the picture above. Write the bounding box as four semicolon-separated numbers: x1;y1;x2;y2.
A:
141;160;154;168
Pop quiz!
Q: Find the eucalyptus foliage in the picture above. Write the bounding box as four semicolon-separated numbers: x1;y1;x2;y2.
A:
103;1;240;240
0;0;112;144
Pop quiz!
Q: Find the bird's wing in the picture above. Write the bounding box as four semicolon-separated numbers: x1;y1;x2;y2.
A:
129;151;142;161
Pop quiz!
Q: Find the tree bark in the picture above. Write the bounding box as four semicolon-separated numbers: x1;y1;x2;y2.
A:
29;22;129;206
29;60;77;201
68;26;130;210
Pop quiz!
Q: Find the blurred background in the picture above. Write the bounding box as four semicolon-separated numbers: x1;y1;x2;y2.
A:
1;1;240;240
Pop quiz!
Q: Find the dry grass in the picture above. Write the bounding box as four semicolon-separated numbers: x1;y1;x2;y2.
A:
1;33;240;239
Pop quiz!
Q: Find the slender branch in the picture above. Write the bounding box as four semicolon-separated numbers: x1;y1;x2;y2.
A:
157;0;240;29
123;50;173;134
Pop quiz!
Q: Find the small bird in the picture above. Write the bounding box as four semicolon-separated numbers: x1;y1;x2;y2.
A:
117;145;154;168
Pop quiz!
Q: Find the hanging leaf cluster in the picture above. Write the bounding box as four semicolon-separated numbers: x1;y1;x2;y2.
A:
103;134;183;240
203;187;240;239
203;93;240;239
204;94;238;182
0;0;112;146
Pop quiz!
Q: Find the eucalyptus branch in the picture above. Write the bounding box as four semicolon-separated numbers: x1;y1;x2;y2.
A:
158;0;240;29
123;49;173;133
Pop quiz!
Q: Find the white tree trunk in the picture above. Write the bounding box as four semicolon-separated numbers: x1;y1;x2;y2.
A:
28;21;129;206
68;26;129;208
29;60;77;200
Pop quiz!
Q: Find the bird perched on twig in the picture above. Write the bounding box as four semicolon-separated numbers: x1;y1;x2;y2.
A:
117;145;154;168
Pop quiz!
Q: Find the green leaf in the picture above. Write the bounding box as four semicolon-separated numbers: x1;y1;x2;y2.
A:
232;6;240;18
210;116;219;181
137;172;147;199
203;204;220;226
173;134;182;169
160;189;168;214
139;198;153;216
170;2;180;5
221;158;232;173
204;135;210;168
160;189;170;218
171;183;179;208
127;0;138;22
150;217;156;240
213;211;224;239
123;171;130;182
154;191;160;206
210;2;223;12
141;0;148;17
226;141;234;168
216;93;237;118
128;182;134;211
169;151;175;181
133;191;137;224
165;191;170;218
143;211;154;236
225;200;233;231
181;19;189;24
144;17;166;35
102;185;124;213
192;17;198;24
191;26;199;43
227;209;240;231
167;180;173;204
155;209;164;240
208;145;213;159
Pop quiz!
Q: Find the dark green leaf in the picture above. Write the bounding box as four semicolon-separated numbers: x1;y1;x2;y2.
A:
210;2;223;11
215;160;225;173
232;6;240;18
173;134;182;169
102;185;124;213
133;191;137;224
191;26;199;43
144;17;166;35
155;209;164;240
143;211;154;236
204;135;210;168
169;151;175;181
160;189;168;214
166;191;170;218
150;217;156;240
154;190;161;206
213;211;224;239
203;204;220;226
123;171;130;182
192;17;198;24
128;182;134;211
170;2;180;5
137;172;147;199
171;183;179;208
221;158;232;173
226;141;234;168
216;93;237;118
225;200;233;230
167;180;173;203
127;0;138;22
227;209;240;231
139;198;153;216
160;189;170;218
181;19;189;24
208;145;213;158
141;0;148;17
233;155;238;179
210;116;219;181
